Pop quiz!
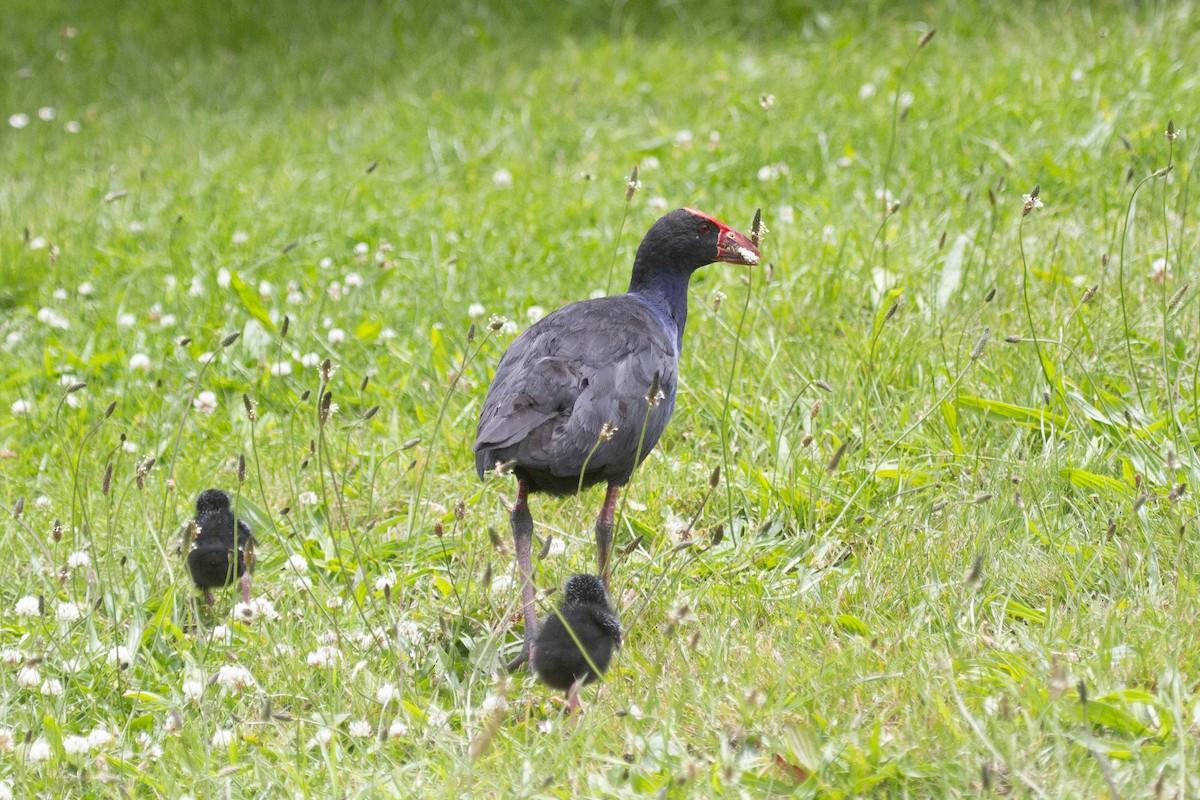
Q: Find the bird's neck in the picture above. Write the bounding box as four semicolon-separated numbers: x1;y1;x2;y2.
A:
627;267;691;350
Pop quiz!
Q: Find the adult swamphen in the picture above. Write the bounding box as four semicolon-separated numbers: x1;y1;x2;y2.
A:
474;207;760;670
185;489;257;604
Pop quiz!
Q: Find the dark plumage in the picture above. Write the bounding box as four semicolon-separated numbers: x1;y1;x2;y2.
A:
474;208;760;670
185;489;256;604
533;574;621;708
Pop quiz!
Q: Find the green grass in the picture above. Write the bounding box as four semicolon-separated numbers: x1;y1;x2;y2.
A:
1;0;1198;795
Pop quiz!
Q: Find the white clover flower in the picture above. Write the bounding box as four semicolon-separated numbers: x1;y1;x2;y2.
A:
40;678;63;696
0;649;23;666
0;729;13;752
129;353;151;372
31;239;49;252
14;595;40;616
374;572;397;593
327;281;342;301
67;551;91;569
307;728;334;749
211;624;232;643
216;267;232;289
159;313;177;327
233;602;255;622
29;738;52;762
298;491;318;506
327;328;346;346
647;196;669;213
491;573;514;593
217;664;254;692
292;575;313;592
673;129;694;148
284;553;308;573
306;646;341;668
182;678;204;703
387;719;409;739
193;390;218;415
188;276;204;297
56;602;81;622
17;666;40;687
62;734;88;753
424;704;448;728
344;272;363;289
231;231;249;245
492;168;513;188
77;281;94;296
108;646;131;668
380;327;397;340
377;684;400;705
319;257;334;269
211;728;234;747
481;693;508;714
122;440;137;453
500;319;518;336
65;120;81;133
37;307;69;329
87;727;113;750
11;399;32;417
269;361;292;377
526;306;545;323
353;242;369;256
778;204;795;225
326;596;344;610
349;720;372;738
297;352;319;368
61;657;86;674
256;598;279;621
467;303;485;319
8;113;29;129
258;279;272;297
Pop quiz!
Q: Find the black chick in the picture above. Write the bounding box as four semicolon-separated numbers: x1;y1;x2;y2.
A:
532;574;622;711
185;489;256;604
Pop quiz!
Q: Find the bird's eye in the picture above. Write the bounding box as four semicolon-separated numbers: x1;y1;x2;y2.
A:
699;223;711;234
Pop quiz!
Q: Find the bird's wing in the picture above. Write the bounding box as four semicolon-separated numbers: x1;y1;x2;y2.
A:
474;298;677;477
586;606;623;647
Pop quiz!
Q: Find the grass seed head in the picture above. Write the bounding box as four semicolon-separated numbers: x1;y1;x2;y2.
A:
243;394;257;422
1167;283;1188;311
13;496;25;519
237;453;246;482
280;315;290;339
102;462;113;495
970;326;990;360
625;165;640;201
918;28;936;48
221;331;240;348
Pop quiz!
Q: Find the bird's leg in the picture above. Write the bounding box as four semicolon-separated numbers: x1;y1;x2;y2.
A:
506;478;538;673
565;679;585;715
595;484;622;590
203;589;216;605
238;573;252;605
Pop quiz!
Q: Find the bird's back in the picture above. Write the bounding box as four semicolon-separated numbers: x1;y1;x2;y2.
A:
474;295;678;495
533;602;622;690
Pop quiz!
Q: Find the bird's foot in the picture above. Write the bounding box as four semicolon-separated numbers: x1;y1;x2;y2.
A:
505;639;530;673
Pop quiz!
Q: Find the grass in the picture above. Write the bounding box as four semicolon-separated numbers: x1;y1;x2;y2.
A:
1;0;1197;795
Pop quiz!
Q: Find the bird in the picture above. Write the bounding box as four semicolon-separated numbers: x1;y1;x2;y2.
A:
533;574;622;712
185;489;257;605
474;207;760;670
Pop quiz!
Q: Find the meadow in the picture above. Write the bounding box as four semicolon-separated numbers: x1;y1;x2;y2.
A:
1;0;1197;796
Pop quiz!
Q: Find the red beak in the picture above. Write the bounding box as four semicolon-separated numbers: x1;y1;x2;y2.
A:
715;224;761;266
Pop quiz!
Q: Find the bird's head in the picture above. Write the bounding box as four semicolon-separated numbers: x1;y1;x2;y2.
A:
564;573;610;607
639;208;761;273
195;489;232;514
